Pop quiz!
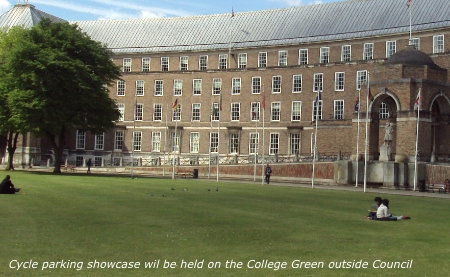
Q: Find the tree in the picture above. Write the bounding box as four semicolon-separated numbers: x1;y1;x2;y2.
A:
0;27;31;170
3;19;121;173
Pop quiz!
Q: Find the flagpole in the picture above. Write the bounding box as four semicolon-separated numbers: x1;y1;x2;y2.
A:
254;101;258;182
409;1;412;44
131;91;137;179
356;89;361;187
261;86;265;185
413;88;421;191
208;109;212;179
172;101;178;180
312;89;320;189
163;103;168;177
217;101;220;183
363;73;370;193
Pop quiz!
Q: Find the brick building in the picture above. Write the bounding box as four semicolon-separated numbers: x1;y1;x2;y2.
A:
1;0;450;169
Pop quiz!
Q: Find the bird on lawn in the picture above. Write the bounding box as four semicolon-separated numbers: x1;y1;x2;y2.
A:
216;187;218;192
207;189;210;191
171;188;175;190
162;194;166;197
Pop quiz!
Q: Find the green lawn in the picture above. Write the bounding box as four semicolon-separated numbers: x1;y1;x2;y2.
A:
0;171;449;277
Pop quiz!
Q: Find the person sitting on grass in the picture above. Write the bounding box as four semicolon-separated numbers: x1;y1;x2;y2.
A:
376;199;410;221
0;175;21;194
365;196;382;219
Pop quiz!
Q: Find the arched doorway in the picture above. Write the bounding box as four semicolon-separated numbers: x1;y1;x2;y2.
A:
430;94;450;162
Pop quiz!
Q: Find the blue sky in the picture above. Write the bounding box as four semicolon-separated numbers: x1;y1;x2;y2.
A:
0;0;346;21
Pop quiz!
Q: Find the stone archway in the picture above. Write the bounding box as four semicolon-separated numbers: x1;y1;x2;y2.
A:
429;93;450;162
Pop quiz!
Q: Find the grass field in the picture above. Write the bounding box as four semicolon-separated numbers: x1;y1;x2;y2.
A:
0;171;449;277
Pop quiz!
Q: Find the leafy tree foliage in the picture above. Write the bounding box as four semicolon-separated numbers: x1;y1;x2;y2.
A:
1;19;121;173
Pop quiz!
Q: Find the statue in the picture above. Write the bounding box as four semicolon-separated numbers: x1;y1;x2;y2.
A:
384;122;393;145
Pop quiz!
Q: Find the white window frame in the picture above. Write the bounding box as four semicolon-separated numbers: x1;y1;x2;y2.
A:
312;100;323;121
290;133;300;155
363;43;373;60
161;57;169;71
292;101;301;121
272;76;282;93
341;45;351;62
313;73;323;92
193;79;202;95
133;131;142;151
334;100;344;120
180;56;188;71
173;79;183;96
238;53;247;69
269;133;280;155
117;80;125;96
231;103;240;121
123;58;131;72
249;132;259;155
94;133;104;150
172;104;181;121
379;102;390;119
433;35;444;53
386;41;396;58
278;50;288;66
410;38;420;50
192;103;201;121
232;78;241;95
153;103;162;121
114;131;123;150
292;74;302;93
299;49;308;65
258;52;267;68
320;47;330;63
142;57;150;72
152;132;161;152
135;103;143;121
334;72;345;91
210;132;219;153
117;103;124;121
212;78;222;95
199;55;208;70
76;130;86;149
136;80;144;96
229;133;239;154
356;70;367;90
218;54;228;69
190;132;200;153
154;80;163;96
271;102;281;121
252;76;261;94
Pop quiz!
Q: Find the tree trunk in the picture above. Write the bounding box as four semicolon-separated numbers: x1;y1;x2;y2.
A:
5;131;19;170
47;127;66;173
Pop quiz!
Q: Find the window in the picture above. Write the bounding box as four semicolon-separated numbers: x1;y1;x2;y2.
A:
290;133;300;155
117;103;124;121
135;103;143;121
258;52;267;68
136;80;144;96
123;58;131;72
173;79;182;96
271;102;281;121
180;56;188;70
356;70;367;90
313;73;323;92
249;132;259;155
114;131;123;150
117;80;125;96
94;157;102;167
211;103;220;121
238;53;247;69
153;103;162;121
386;41;396;58
335;72;345;91
278;50;288;66
230;133;239;154
334;100;344;120
299;49;308;65
252;77;261;94
363;43;373;60
218;54;227;69
192;103;201;121
172;104;181;121
341;45;351;62
133;131;142;151
212;78;222;95
210;132;219;153
232;78;241;95
76;130;86;149
251;102;260;121
142;57;150;71
312;100;323;121
292;74;302;93
152;132;161;152
161;57;169;71
95;133;104;150
154;80;163;96
292;101;301;121
269;133;280;155
410;38;420;50
76;156;83;167
433;35;444;53
379;102;390;119
320;47;330;63
231;103;240;121
199;55;208;70
112;157;121;166
171;132;180;152
190;132;199;153
193;79;202;95
272;76;282;93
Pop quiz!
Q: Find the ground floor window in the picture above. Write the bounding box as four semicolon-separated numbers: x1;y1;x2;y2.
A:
290;133;300;155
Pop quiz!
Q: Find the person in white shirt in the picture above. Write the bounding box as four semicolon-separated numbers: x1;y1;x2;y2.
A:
376;199;410;221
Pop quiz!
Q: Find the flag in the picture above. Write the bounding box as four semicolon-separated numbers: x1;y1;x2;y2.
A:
231;8;235;17
219;93;223;111
367;88;374;102
172;99;178;110
414;90;421;110
354;97;359;112
212;105;219;117
315;90;322;104
406;0;411;8
262;87;266;110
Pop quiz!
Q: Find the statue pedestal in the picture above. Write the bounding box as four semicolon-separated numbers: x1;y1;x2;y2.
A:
379;145;393;161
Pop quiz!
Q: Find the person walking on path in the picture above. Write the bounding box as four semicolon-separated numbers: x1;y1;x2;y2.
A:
265;164;272;184
87;158;92;174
